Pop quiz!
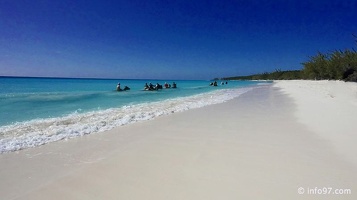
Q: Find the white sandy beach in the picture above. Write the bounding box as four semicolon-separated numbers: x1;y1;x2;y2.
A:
275;80;357;166
0;80;356;199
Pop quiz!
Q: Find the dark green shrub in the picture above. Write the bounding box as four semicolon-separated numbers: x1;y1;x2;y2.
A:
345;71;357;82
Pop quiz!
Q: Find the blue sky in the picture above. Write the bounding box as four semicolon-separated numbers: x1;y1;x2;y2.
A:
1;0;356;80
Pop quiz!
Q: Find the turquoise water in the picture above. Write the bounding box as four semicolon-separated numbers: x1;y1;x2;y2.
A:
0;77;269;152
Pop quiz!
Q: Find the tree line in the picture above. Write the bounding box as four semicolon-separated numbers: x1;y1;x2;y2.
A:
302;49;357;81
221;69;302;80
221;36;357;82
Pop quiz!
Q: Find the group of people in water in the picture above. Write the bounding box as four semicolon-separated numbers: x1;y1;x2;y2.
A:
144;82;177;91
209;81;228;86
116;82;177;92
117;80;227;91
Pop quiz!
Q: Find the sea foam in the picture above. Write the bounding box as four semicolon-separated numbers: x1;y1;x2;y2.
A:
0;87;255;153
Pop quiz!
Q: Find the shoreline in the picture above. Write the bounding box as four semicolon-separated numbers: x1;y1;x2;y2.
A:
0;81;257;153
0;82;356;199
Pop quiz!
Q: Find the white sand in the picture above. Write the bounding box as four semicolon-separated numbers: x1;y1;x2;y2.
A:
274;80;357;165
0;82;356;199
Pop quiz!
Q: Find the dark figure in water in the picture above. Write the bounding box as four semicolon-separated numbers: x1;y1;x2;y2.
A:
149;83;154;90
213;81;218;86
172;82;177;88
144;82;158;91
117;83;130;91
156;83;163;89
144;83;149;90
116;83;121;91
164;82;169;88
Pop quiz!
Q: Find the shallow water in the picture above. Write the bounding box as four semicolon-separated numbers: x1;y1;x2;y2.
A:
0;77;270;152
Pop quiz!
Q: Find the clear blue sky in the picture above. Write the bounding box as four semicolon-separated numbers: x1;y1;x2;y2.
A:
1;0;356;80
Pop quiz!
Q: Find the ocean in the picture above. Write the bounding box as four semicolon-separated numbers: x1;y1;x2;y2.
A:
0;77;270;153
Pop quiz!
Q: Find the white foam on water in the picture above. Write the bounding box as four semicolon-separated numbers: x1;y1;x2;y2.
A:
0;86;257;153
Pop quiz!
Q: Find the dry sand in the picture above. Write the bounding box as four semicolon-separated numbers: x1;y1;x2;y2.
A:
275;80;357;165
0;81;356;199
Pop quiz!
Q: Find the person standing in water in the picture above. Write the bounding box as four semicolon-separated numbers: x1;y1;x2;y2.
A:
116;82;121;91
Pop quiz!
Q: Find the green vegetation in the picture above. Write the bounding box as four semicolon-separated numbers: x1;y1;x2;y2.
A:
221;35;357;82
302;49;357;81
222;69;302;80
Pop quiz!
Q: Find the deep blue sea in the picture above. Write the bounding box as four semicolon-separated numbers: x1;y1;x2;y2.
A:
0;77;270;152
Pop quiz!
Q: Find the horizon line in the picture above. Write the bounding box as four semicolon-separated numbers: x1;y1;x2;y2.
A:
0;75;211;81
